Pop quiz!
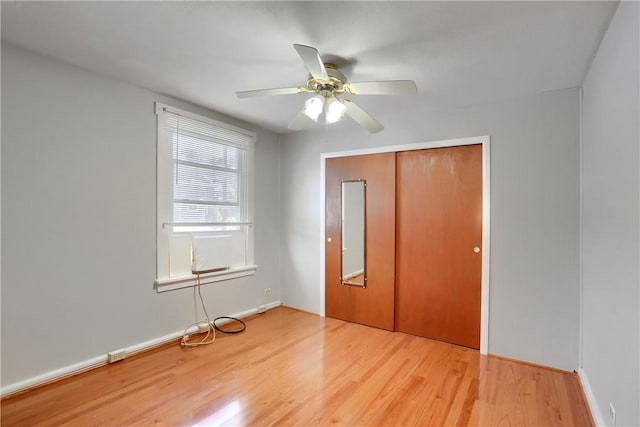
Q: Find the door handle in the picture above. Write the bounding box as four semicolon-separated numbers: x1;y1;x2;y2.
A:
473;246;481;253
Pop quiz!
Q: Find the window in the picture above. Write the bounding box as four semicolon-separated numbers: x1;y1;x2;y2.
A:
155;102;256;291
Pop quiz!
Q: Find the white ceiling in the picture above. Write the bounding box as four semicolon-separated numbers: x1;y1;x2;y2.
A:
1;1;617;134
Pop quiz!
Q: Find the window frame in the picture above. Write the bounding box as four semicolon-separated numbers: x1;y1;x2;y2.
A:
154;102;257;291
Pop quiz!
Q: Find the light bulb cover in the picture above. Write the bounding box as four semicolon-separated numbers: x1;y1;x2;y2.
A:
303;95;324;121
325;98;347;124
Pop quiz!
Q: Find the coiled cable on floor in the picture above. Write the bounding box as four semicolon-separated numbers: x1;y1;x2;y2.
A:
212;316;246;334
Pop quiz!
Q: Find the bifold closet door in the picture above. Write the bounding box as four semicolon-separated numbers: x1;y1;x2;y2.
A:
325;153;396;331
395;145;482;349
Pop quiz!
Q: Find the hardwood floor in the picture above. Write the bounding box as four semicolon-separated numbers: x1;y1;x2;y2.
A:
1;307;593;426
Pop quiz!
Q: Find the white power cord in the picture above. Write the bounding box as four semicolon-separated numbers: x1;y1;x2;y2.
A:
180;274;216;347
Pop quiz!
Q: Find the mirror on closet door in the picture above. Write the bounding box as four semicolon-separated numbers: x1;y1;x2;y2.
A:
341;180;366;287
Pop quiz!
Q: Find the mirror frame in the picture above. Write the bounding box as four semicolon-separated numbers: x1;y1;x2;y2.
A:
340;179;367;287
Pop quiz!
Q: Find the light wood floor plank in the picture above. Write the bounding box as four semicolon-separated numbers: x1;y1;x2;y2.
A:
1;307;593;426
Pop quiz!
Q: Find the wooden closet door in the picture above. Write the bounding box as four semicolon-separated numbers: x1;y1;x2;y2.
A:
395;145;482;349
325;153;396;331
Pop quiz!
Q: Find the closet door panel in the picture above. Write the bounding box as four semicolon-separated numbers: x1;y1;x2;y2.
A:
395;145;482;348
325;153;396;331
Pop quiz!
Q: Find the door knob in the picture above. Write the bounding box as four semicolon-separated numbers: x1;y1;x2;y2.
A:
327;237;332;243
473;246;481;253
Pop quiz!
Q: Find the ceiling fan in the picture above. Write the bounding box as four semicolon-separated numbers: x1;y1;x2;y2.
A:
236;44;417;134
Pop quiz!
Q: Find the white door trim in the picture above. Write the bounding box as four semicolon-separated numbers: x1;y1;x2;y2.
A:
319;135;491;354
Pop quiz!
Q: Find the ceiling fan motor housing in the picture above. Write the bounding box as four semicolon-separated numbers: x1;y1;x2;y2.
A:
307;63;347;96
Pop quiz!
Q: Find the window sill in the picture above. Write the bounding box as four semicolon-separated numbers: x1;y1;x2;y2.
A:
154;265;258;292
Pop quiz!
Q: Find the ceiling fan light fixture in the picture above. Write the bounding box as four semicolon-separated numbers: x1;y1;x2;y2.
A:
325;97;346;124
303;95;324;121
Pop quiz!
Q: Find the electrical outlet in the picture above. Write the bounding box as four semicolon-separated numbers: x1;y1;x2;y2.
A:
197;322;210;333
258;304;268;313
107;349;126;363
609;402;616;425
264;288;272;295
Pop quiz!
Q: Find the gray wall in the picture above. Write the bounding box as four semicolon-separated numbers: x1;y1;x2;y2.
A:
280;88;581;371
1;44;282;388
581;2;640;426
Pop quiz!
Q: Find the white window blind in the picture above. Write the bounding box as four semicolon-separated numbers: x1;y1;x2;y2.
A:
163;109;254;229
155;102;256;289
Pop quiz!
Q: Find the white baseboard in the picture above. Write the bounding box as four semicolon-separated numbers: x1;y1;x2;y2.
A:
578;368;606;426
0;300;282;398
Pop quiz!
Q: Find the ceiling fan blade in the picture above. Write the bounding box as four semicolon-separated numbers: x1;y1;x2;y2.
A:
342;99;384;134
288;107;316;131
236;87;305;99
293;44;329;82
346;80;417;95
